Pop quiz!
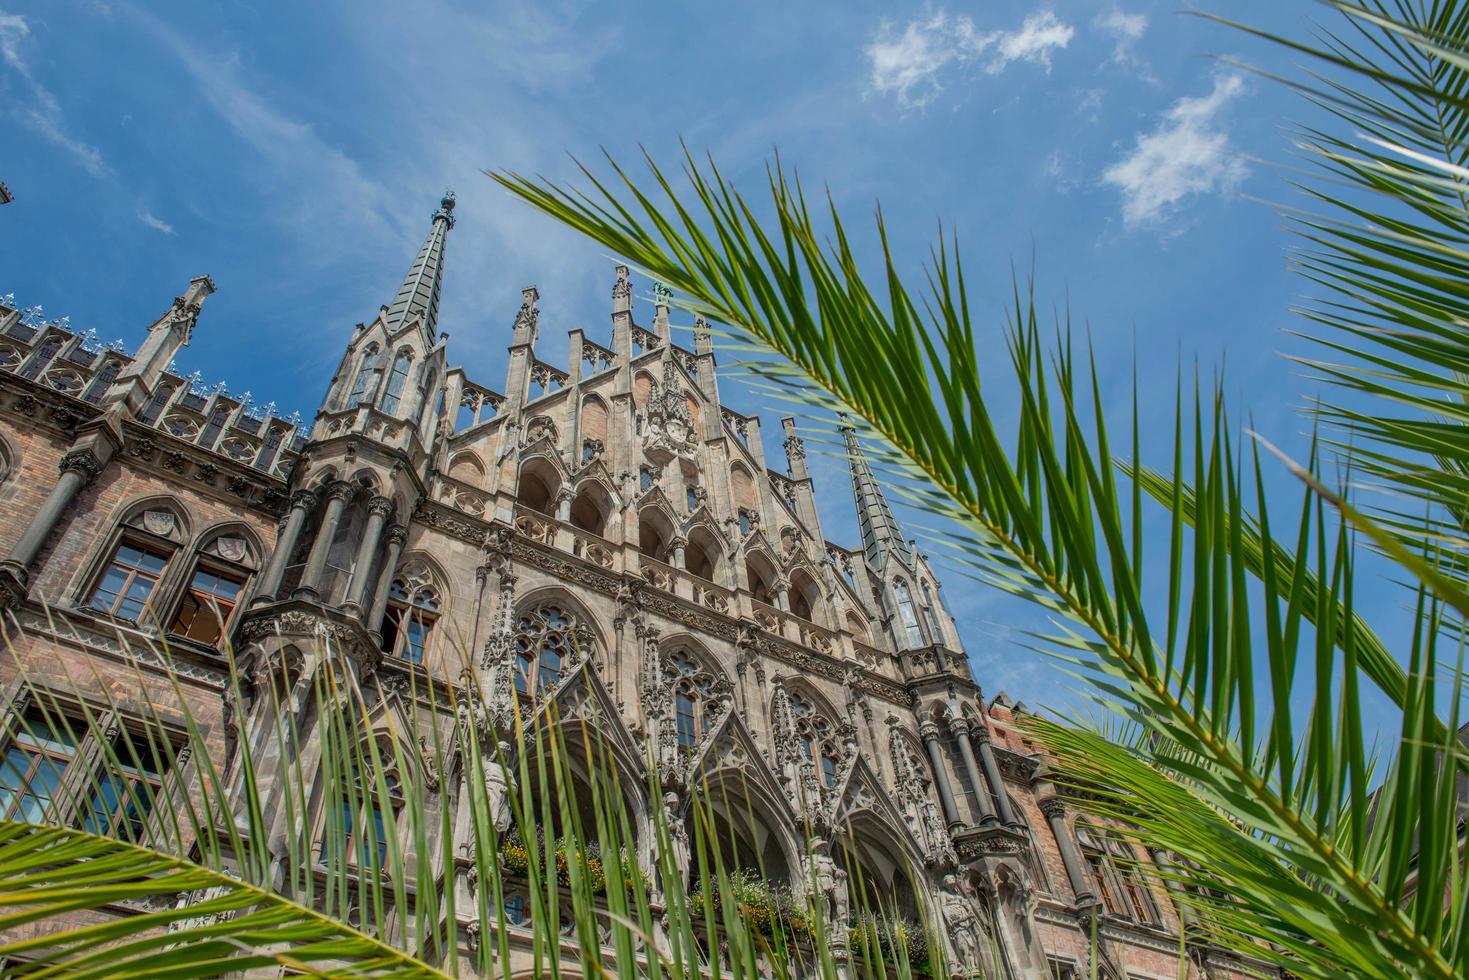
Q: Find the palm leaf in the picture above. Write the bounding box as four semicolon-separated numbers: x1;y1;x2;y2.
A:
0;822;445;979
488;76;1467;976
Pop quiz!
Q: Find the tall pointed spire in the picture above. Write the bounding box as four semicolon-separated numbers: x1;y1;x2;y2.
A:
840;416;914;575
384;190;455;339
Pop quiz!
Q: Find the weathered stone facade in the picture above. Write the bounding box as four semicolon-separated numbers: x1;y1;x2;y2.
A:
0;194;1254;978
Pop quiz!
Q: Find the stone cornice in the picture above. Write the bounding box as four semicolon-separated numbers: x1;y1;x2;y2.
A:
0;371;102;440
413;498;915;707
119;418;290;517
11;603;229;691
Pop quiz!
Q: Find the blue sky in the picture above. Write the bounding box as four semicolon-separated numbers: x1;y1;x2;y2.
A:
1;1;1393;720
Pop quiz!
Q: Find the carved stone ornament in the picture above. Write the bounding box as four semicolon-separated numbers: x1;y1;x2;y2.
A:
58;449;103;483
214;536;248;562
641;354;697;467
142;510;177;537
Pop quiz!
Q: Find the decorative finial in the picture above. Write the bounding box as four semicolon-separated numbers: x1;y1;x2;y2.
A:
653;281;672;306
434;190;456;228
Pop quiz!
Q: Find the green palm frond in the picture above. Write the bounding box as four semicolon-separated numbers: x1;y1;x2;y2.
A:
2;613;937;978
1209;2;1469;591
0;822;446;979
487;7;1469;966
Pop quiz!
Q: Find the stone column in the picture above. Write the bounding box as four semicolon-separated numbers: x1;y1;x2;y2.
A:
1150;846;1197;931
342;496;394;616
2;448;107;581
1040;796;1096;906
920;721;962;830
669;535;687;570
365;524;408;640
973;725;1018;826
555;485;573;523
293;480;353;601
950;717;996;825
252;489;317;606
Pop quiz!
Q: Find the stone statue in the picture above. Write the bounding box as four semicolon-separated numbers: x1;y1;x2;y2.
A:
941;873;984;972
482;739;514;834
808;839;850;926
663;791;690;878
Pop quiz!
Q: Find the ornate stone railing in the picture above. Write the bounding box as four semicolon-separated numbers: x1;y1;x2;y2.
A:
571;533;615;569
434;473;490;518
691;579;732;614
582;339;616;374
512;507;557;546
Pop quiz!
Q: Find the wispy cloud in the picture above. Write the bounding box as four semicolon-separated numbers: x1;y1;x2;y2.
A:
1103;73;1248;226
122;3;398;258
0;13;110;177
136;206;174;235
1094;6;1147;65
866;8;1074;108
989;10;1074;74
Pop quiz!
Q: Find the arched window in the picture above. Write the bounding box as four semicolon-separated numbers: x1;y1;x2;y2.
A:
380;581;439;664
84;503;191;626
417;368;438;426
663;649;725;750
82;358;120;404
347;344;382;406
737;508;756;536
893;579;923;647
321;765;402;870
198;403;232;450
513;604;592;696
18;336;61;381
167;531;256;648
921;580;944;640
1076;824;1159;924
140;385;174;424
788;691;842;788
380;350;413;414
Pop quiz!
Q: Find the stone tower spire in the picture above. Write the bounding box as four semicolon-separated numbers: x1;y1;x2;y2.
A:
383;190;455;341
841;417;914;575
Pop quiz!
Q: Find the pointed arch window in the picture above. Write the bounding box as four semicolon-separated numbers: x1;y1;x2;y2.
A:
19;336;62;381
788;691;842;788
82;359;120;404
348;345;382;407
513;604;591;696
663;649;724;750
198;404;232;450
140;385;175;425
921;580;944;640
417;368;438;426
380;350;413;414
893;579;923;647
380;581;439;664
1076;824;1159;924
321;767;401;870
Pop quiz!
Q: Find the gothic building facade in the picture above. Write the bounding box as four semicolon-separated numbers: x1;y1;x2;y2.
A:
0;194;1249;978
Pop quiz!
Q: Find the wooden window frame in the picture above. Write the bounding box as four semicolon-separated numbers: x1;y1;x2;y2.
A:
84;537;175;626
166;559;247;648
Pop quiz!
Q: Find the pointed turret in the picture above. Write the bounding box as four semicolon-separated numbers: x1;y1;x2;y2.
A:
384;190;455;340
841;417;914;575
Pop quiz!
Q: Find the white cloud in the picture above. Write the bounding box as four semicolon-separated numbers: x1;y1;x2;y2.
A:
865;8;1074;108
1094;7;1147;64
987;11;1074;75
0;13;110;177
1102;73;1248;226
136;206;174;235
